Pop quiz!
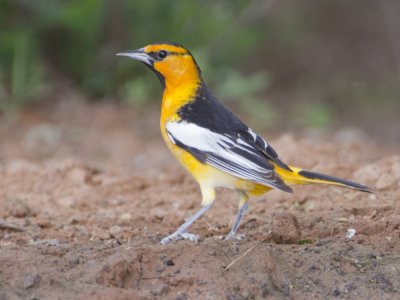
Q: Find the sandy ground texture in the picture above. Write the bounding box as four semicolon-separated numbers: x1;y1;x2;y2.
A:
0;99;399;299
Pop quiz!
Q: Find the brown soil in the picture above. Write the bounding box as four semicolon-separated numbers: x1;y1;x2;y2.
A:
0;99;399;299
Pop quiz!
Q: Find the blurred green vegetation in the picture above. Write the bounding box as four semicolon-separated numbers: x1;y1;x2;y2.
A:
0;0;399;132
0;0;266;112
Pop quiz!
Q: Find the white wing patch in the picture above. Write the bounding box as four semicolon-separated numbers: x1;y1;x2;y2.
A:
248;128;268;149
166;121;280;188
167;122;223;152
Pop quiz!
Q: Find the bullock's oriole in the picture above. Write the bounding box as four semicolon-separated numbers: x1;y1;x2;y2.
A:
117;42;372;244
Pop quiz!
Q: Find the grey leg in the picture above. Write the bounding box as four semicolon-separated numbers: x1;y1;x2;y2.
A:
161;203;213;244
225;191;249;240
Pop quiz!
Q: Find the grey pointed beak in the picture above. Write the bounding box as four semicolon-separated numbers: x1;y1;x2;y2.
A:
116;48;152;65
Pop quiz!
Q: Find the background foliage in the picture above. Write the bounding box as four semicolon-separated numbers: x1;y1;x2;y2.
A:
0;0;399;133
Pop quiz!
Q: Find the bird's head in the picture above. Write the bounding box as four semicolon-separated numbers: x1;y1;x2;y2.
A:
117;42;202;89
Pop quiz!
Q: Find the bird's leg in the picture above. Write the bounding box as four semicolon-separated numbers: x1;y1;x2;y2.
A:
160;203;212;244
225;191;249;240
160;186;215;244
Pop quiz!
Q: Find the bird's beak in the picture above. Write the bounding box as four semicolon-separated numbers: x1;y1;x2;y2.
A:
116;48;152;65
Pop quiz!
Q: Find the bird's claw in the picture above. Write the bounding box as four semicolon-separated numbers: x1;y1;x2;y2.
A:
180;232;198;242
224;233;245;241
160;231;199;244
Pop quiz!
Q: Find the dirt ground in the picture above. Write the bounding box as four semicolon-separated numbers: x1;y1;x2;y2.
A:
0;97;399;300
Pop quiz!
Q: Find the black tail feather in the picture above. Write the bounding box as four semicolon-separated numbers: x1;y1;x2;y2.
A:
298;170;373;193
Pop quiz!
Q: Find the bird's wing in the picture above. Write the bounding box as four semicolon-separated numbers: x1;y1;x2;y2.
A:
236;128;292;171
166;121;293;193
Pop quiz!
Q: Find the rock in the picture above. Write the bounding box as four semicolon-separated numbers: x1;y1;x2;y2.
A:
120;213;132;221
109;225;122;237
271;212;301;244
164;259;175;266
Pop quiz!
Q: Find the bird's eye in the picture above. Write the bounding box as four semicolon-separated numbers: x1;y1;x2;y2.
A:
157;50;168;59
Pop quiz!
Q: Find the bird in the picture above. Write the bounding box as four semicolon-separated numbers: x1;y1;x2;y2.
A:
117;42;372;244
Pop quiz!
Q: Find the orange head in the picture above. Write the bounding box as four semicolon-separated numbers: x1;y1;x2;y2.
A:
117;42;202;90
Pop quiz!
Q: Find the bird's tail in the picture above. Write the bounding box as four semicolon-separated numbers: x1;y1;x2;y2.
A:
276;166;373;193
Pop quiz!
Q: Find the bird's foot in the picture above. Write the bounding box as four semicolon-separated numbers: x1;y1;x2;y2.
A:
224;232;245;241
160;231;199;244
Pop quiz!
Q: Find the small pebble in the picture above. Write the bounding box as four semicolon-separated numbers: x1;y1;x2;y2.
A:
120;213;132;221
346;228;356;239
109;225;122;237
164;259;175;266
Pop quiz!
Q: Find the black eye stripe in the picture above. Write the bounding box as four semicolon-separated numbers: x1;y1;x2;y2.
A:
148;51;188;61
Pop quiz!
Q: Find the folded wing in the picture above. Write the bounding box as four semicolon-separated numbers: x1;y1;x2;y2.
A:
166;121;293;193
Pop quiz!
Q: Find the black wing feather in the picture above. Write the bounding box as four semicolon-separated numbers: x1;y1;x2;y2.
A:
237;129;292;171
173;82;293;193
